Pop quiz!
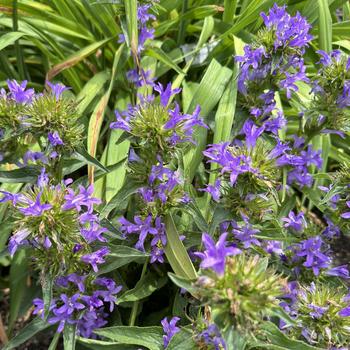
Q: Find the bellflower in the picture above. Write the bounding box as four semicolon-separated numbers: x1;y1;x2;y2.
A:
161;316;180;348
195;232;241;276
7;79;35;104
81;247;110;273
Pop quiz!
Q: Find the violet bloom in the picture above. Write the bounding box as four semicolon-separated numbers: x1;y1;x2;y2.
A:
325;265;350;279
55;293;85;316
48;131;64;146
341;201;350;219
81;222;107;243
295;236;331;275
260;4;312;50
154;83;181;107
339;306;350;317
19;192;52;217
67;273;87;293
81;247;110;272
8;228;30;256
242;119;264;149
199;179;221;202
94;277;122;312
119;215;158;252
196;323;227;350
307;303;328;319
231;215;261;248
194;232;241;276
282;211;305;232
63;185;101;212
161;316;180;348
7;79;34;104
46;81;70;100
110;109;132;132
37;167;49;188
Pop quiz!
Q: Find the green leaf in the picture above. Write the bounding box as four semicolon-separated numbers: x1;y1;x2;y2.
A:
46;38;112;81
167;328;196;350
164;213;197;280
100;179;143;218
183;60;233;181
94;326;163;350
317;0;333;51
97;244;148;275
42;273;53;322
0;167;40;183
48;332;61;350
3;318;50;350
78;337;135;350
63;323;76;350
144;47;185;75
168;272;198;296
8;250;28;334
260;322;323;350
118;273;167;303
87;44;125;183
124;0;138;56
0;31;24;51
73;148;109;173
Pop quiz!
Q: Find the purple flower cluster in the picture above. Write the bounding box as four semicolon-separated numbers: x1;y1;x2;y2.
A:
34;276;122;336
4;177;120;337
110;82;206;147
195;323;226;350
119;215;166;263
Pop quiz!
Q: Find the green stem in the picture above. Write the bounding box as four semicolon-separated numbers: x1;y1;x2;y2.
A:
48;332;61;350
129;258;148;326
177;0;188;45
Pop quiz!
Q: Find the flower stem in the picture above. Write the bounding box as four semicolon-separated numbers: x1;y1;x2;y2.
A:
129;258;148;326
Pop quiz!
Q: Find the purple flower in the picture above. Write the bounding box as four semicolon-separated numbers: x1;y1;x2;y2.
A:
294;236;331;275
231;215;261;248
46;81;70;100
137;4;156;23
55;293;85;316
260;4;312;49
37;167;49;188
154;83;181;107
19;192;52;217
196;323;226;350
81;247;110;272
63;185;101;212
200;179;221;202
242;119;264;149
341;201;350;219
194;232;241;276
300;145;323;169
161;316;180;348
265;240;284;255
339;306;350;317
8;228;30;256
7;79;34;104
94;277;122;312
325;265;350;279
282;211;305;231
81;222;107;243
48;131;64;146
110;109;132;132
119;215;158;251
307;303;328;319
66;273;87;293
